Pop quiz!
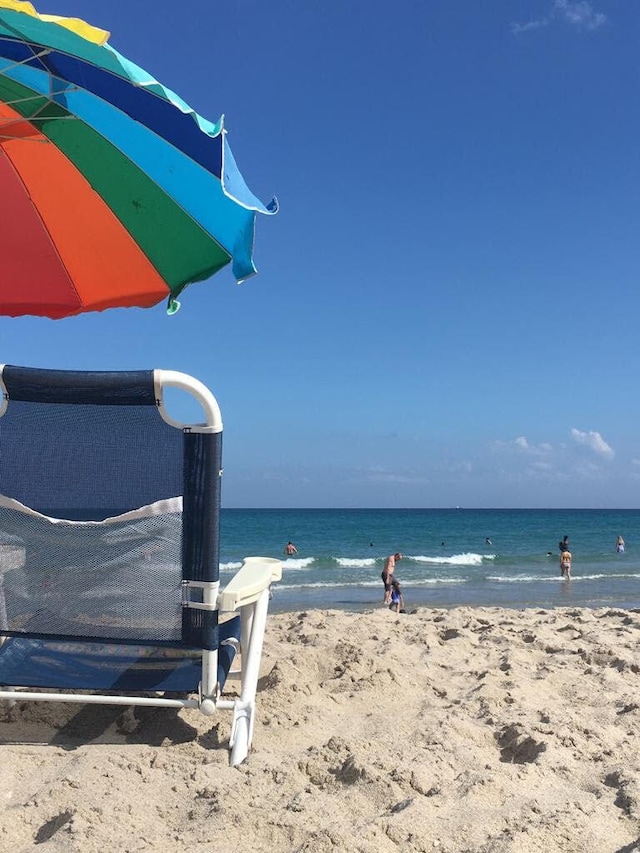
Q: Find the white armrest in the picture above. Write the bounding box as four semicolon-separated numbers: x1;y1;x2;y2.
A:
218;557;282;612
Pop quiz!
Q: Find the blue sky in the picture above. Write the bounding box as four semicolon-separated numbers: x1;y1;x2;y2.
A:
3;0;640;508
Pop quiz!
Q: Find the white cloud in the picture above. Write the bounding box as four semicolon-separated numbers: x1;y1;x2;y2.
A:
511;18;549;34
495;436;553;455
555;0;606;30
570;428;614;459
512;0;605;34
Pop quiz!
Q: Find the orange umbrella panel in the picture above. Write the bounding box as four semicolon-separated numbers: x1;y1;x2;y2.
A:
0;106;171;317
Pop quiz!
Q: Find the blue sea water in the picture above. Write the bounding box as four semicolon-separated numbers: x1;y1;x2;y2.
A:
219;508;640;613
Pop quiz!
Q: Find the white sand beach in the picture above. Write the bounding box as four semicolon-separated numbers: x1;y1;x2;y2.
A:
2;605;640;853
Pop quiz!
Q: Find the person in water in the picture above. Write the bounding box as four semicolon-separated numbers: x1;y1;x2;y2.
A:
616;536;625;553
284;541;297;556
560;548;572;579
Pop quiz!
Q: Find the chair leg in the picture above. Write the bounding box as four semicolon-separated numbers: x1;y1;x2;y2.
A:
228;588;270;766
229;706;251;766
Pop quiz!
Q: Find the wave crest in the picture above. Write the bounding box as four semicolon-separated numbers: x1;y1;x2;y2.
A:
282;557;315;570
411;552;491;566
336;558;377;568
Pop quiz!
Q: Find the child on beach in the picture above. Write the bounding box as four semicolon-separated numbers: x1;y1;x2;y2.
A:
389;578;405;613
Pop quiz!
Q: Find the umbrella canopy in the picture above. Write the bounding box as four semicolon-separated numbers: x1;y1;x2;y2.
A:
0;0;277;318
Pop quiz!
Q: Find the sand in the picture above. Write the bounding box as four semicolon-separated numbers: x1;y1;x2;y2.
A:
2;605;640;853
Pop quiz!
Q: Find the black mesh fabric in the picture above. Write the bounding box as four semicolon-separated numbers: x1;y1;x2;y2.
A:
0;367;219;649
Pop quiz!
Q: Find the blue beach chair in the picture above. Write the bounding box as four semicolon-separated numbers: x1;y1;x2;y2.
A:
0;365;281;765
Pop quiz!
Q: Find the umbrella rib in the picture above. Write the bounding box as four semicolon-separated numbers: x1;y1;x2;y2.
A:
0;45;51;76
0;131;47;141
0;36;209;115
1;45;81;130
0;40;221;163
0;98;77;142
1;46;81;143
1;90;79;109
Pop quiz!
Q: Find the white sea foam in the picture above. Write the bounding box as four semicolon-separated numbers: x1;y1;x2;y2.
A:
576;573;640;580
488;575;558;583
278;580;381;590
412;577;466;585
281;557;315;570
220;561;243;572
488;572;640;583
336;558;377;568
277;577;466;591
411;552;491;567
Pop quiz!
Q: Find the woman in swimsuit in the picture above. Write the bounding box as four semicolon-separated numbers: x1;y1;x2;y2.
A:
560;549;572;579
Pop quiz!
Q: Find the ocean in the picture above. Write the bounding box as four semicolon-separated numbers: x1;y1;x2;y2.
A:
219;508;640;613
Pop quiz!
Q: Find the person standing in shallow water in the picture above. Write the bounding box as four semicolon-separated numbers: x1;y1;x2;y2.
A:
616;536;625;553
560;548;572;579
284;541;297;556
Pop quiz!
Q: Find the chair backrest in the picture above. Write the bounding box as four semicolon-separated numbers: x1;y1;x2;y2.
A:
0;365;222;651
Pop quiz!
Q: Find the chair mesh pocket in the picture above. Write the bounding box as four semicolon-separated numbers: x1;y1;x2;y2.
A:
0;497;184;645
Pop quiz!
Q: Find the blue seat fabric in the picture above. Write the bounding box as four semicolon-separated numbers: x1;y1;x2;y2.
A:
0;615;240;692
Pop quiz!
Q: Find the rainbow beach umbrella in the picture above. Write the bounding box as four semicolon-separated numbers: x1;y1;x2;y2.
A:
0;1;277;318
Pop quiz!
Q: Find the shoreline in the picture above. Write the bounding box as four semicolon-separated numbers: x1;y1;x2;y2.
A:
2;604;640;851
268;581;640;615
